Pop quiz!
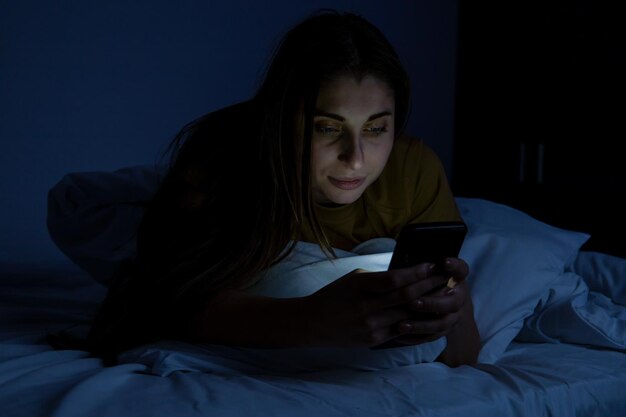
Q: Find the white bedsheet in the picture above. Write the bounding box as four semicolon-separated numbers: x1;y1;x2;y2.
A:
1;252;626;417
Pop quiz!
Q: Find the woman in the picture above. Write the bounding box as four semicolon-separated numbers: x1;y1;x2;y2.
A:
88;10;480;367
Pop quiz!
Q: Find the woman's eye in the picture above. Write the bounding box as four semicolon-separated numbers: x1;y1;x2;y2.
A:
315;125;342;136
364;126;388;136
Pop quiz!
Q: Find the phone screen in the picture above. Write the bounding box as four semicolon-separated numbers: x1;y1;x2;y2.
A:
388;221;467;271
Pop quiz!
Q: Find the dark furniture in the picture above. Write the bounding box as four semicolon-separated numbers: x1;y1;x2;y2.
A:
452;1;626;258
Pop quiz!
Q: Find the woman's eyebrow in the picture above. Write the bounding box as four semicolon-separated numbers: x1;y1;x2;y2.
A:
366;111;392;121
314;110;393;122
314;110;344;121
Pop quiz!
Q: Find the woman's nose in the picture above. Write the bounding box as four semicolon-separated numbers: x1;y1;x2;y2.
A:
337;135;364;170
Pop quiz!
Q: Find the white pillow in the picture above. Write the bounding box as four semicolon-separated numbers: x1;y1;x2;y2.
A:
456;198;590;362
47;165;165;285
516;252;626;352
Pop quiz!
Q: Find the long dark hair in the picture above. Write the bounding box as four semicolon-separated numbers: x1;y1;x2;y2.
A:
87;10;411;361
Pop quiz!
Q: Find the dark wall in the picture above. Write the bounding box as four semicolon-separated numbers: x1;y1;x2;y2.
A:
0;0;460;261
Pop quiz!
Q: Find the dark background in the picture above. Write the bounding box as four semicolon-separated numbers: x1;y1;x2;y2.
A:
452;1;625;257
2;0;623;261
1;0;460;261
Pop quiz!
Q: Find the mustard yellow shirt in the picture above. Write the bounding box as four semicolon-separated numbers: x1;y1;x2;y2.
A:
301;135;461;251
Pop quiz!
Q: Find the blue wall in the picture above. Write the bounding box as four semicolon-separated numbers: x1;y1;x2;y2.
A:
0;0;460;261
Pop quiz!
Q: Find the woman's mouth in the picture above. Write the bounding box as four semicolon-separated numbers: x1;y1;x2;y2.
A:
328;177;365;190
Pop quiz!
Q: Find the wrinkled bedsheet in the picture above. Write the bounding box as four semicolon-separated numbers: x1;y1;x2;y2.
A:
1;248;626;417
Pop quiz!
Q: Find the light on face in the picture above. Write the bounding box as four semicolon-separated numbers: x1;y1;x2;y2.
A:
310;75;395;205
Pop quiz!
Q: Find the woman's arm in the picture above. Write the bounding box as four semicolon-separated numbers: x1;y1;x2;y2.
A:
434;282;481;367
188;263;457;348
190;289;312;348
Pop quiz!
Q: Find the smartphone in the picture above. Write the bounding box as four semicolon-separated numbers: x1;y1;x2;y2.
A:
388;221;468;271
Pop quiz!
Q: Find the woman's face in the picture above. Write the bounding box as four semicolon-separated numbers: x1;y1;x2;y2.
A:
310;75;395;206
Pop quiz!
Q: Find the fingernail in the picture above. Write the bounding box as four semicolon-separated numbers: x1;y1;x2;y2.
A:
414;299;424;308
428;263;436;271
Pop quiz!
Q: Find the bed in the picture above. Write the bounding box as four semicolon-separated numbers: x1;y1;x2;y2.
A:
1;165;625;417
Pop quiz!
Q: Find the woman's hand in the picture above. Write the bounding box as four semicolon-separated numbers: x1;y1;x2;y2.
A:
300;262;459;348
189;257;479;356
390;257;481;366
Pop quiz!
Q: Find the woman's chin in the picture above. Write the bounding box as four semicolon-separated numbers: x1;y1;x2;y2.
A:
320;191;363;206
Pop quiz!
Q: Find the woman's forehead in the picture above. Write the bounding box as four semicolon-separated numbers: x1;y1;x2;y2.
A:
315;75;395;118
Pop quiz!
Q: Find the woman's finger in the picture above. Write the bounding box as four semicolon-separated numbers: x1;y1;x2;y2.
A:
356;262;435;293
406;286;467;314
442;257;470;283
362;275;451;311
360;307;411;332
